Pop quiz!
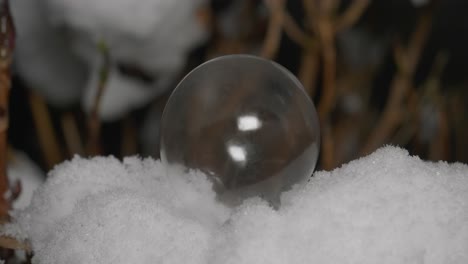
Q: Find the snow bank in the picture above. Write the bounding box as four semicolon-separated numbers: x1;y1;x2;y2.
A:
3;146;468;263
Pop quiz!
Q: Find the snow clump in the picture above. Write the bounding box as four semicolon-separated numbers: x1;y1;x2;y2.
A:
2;146;468;263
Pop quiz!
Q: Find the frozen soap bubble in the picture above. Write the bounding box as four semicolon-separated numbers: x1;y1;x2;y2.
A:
160;55;320;207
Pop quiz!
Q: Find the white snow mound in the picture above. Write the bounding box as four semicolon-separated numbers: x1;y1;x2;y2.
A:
3;146;468;264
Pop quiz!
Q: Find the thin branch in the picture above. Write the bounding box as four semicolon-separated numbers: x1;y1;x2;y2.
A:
320;122;336;170
61;112;84;157
29;92;64;168
301;0;339;121
303;0;339;169
429;107;449;160
404;12;433;73
316;22;337;121
334;0;371;33
0;0;14;218
282;6;320;96
121;117;138;156
302;0;318;34
261;0;286;59
298;46;320;97
0;235;31;252
282;12;316;48
360;11;433;155
419;52;448;160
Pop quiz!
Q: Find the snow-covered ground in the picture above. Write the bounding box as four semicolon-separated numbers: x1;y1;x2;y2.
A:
2;146;468;263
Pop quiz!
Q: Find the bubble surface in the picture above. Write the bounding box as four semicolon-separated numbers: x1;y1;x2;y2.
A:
160;55;320;206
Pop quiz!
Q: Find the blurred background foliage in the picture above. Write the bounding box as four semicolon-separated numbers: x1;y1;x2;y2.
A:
7;0;468;175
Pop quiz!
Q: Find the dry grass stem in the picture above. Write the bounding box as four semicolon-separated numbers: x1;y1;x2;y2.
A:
61;112;85;157
121;117;138;156
87;41;110;155
29;92;64;168
0;235;31;253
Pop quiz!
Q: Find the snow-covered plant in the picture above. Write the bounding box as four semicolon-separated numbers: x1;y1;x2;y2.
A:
11;0;208;120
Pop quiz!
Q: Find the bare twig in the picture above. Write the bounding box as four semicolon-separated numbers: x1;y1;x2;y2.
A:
360;10;433;155
298;46;320;97
334;0;371;33
282;12;315;48
261;0;286;59
0;235;31;252
299;0;371;169
0;3;15;261
302;0;339;170
61;112;85;157
264;0;320;95
316;20;337;122
292;0;320;97
405;13;433;73
29;92;64;168
389;88;419;146
320;122;336;170
314;0;371;120
429;107;449;160
87;41;110;156
0;0;14;218
121;117;138;156
418;52;449;160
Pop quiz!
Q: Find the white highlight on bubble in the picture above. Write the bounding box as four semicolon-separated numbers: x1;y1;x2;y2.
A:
227;144;247;164
237;114;262;131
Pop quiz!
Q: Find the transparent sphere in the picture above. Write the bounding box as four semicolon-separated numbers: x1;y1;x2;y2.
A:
160;55;320;207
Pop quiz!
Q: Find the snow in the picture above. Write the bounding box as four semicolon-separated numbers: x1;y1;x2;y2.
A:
10;0;208;120
10;0;87;106
2;146;468;263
